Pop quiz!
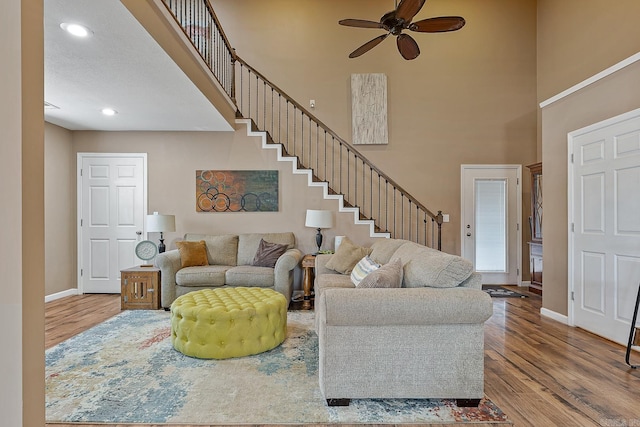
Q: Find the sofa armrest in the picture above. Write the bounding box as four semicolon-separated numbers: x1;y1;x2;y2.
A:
273;248;303;303
155;249;182;308
317;287;492;327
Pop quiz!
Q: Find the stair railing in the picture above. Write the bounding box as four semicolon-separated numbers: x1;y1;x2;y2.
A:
160;0;443;249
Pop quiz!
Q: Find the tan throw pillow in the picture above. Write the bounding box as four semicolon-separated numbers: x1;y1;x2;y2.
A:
357;258;403;288
325;236;372;274
175;240;209;268
251;239;288;268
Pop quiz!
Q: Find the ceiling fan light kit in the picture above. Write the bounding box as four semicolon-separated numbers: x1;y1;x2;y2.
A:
339;0;465;60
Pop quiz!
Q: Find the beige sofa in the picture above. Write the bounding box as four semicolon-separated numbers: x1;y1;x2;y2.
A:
156;232;302;308
314;238;493;407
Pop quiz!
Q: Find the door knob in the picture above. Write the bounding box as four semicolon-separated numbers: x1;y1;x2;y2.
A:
136;230;142;236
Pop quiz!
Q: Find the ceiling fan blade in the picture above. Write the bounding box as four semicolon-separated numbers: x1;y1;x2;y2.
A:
395;0;426;23
397;33;420;60
409;16;466;32
339;19;386;29
349;34;389;58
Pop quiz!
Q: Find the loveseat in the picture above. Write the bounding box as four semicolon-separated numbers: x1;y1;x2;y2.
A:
314;237;493;406
156;232;302;309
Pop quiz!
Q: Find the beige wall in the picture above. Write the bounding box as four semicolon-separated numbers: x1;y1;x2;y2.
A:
1;0;45;424
212;0;539;255
52;123;378;296
537;0;640;103
537;1;640;315
45;123;76;295
540;63;640;315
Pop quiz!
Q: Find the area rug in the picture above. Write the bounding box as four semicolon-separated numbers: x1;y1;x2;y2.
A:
46;310;511;425
482;285;528;298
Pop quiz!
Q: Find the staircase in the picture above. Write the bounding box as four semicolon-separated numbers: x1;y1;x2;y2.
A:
160;0;443;249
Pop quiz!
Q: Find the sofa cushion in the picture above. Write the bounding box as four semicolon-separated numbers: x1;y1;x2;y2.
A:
390;243;473;288
369;238;411;264
252;239;288;268
176;265;230;287
184;234;238;266
325;237;373;274
175;240;209;268
350;256;380;286
237;233;295;266
225;265;274;287
357;258;404;288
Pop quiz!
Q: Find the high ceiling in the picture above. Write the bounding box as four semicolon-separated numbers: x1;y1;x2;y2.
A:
44;0;232;132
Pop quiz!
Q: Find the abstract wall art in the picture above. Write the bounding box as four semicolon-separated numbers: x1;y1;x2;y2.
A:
196;170;279;212
351;73;388;145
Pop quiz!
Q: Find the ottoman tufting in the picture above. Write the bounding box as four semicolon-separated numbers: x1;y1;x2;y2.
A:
170;287;287;359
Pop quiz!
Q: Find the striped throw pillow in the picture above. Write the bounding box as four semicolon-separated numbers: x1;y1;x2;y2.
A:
350;255;381;286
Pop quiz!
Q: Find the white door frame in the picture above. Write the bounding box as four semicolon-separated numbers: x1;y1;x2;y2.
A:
76;152;148;294
567;106;640;328
461;164;522;286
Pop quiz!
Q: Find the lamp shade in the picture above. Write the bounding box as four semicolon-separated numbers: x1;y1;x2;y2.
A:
305;209;334;229
146;212;176;232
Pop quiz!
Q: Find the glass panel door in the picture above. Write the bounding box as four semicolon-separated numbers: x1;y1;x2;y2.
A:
475;179;507;272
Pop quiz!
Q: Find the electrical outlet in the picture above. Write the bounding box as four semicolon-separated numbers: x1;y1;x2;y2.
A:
310;99;315;108
442;214;450;223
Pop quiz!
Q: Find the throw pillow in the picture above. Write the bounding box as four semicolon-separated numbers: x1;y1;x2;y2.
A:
251;238;288;268
325;236;373;274
350;255;381;286
175;240;209;268
357;258;404;288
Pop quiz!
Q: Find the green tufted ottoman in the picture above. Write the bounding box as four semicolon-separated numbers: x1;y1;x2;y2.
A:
170;287;287;359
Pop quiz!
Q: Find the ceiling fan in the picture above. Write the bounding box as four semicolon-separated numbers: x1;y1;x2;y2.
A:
339;0;465;60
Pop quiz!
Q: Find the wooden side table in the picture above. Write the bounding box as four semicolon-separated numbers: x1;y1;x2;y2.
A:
301;254;316;310
121;266;161;310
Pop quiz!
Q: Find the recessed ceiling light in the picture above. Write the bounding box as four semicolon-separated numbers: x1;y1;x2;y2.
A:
60;22;93;38
101;108;118;116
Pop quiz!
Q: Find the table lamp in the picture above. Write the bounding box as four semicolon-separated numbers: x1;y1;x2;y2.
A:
305;209;334;254
146;212;176;253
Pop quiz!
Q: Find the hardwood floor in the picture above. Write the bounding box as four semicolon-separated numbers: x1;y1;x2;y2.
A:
44;289;640;427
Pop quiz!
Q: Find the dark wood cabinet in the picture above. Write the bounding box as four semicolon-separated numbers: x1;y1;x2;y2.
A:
527;162;542;295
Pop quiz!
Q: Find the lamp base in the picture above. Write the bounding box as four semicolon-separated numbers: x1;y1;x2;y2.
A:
158;232;166;253
315;228;323;254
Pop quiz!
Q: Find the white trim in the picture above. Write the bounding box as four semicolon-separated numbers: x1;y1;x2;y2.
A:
541;307;569;325
76;153;148;294
460;164;522;286
540;52;640;109
45;288;79;303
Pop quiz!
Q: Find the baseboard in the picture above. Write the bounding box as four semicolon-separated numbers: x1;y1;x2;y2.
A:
540;307;568;325
45;288;79;303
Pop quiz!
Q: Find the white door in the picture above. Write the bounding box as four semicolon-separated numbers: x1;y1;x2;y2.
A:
461;165;522;285
78;154;147;293
570;109;640;346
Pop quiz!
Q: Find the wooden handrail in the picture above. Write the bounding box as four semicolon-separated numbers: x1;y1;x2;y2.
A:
235;57;439;222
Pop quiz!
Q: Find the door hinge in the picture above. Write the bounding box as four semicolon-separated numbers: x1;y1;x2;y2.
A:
80;269;83;276
80;169;83;176
517;178;520;185
517;223;520;231
571;153;574;163
571;291;575;301
571;223;575;232
517;268;520;276
80;219;83;227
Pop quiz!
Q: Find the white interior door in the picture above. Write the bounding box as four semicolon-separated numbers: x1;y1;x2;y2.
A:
78;153;147;293
461;165;522;285
570;109;640;346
